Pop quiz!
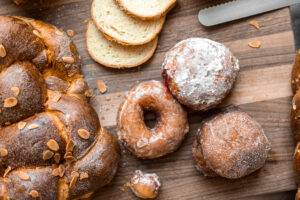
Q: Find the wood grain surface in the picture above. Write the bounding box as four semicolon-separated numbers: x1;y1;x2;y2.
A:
0;0;298;199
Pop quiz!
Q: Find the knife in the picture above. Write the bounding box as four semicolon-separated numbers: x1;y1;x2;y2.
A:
291;3;300;50
198;0;300;27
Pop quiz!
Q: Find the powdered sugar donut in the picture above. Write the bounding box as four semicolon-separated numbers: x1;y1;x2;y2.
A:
130;170;161;199
162;38;240;111
117;80;189;159
193;106;271;179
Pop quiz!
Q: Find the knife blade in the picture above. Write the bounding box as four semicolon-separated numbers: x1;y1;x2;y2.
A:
198;0;300;27
290;3;300;50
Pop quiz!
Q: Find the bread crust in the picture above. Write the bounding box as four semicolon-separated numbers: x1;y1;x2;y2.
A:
292;50;300;94
292;51;300;200
86;20;158;68
91;0;165;46
0;16;120;199
116;0;176;20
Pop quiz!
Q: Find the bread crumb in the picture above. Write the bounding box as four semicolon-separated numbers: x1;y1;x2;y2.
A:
248;41;261;48
249;20;260;29
120;182;129;191
97;80;107;94
106;97;111;101
101;116;105;120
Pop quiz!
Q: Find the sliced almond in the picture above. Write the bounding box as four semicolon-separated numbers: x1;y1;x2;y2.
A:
3;166;11;177
85;89;93;97
66;140;74;152
79;172;89;180
77;129;90;140
4;122;10;126
0;44;6;58
28;124;39;130
248;41;261;48
54;153;61;164
52;168;59;177
47;139;59;151
0;148;8;157
64;152;72;159
3;97;17;108
59;164;65;177
18;121;26;130
18;171;30;180
69;172;79;189
56;29;63;36
53;94;62;103
97;80;107;94
62;57;75;64
11;87;20;96
65;155;75;163
249;20;260;29
67;29;74;37
29;190;39;198
43;150;54;160
33;30;41;38
3;178;11;183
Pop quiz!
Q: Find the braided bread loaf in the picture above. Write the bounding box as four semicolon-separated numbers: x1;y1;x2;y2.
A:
0;16;120;199
291;50;300;199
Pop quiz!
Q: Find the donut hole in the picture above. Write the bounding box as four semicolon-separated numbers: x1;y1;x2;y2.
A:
143;110;158;130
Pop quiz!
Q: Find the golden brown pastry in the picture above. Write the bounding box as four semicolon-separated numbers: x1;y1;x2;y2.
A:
0;16;120;199
130;170;161;199
117;80;189;159
291;50;300;200
193;106;271;179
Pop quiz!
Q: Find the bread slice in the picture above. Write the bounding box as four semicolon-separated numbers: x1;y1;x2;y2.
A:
86;21;158;68
91;0;165;45
116;0;176;20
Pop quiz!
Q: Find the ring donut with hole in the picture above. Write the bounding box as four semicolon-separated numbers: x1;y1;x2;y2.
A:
117;80;189;159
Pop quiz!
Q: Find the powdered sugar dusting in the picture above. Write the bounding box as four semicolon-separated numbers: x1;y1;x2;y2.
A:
163;38;239;111
194;107;271;179
130;170;161;198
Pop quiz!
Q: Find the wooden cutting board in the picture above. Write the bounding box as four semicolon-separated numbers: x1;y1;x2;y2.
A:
0;0;298;199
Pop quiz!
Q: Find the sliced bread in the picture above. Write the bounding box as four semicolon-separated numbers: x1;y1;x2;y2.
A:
86;21;158;68
116;0;176;20
91;0;165;45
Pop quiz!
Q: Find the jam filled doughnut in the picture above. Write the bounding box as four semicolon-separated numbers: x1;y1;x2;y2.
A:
130;170;161;199
162;38;240;111
193;106;271;179
117;80;189;159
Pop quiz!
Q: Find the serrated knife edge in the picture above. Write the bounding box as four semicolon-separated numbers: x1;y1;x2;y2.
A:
199;0;300;26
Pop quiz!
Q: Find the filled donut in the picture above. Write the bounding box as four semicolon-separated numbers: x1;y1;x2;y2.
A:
193;106;271;179
117;80;189;159
129;170;161;199
162;38;240;111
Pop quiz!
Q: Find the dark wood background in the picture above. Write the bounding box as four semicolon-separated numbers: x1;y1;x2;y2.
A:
0;0;298;199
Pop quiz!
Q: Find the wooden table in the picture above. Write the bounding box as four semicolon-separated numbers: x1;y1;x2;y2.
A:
0;0;298;199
